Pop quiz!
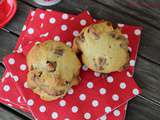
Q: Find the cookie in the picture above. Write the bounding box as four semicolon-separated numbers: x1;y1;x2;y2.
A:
27;40;81;101
73;21;129;73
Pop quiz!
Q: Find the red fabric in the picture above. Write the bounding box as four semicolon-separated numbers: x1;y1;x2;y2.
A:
0;9;143;120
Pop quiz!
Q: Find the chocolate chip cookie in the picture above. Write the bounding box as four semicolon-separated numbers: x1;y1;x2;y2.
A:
27;40;81;101
73;21;129;73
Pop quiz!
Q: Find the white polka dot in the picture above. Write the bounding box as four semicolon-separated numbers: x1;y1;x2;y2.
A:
24;82;28;88
66;41;72;47
113;110;120;117
61;24;68;31
5;72;10;78
53;35;60;41
80;19;87;26
27;99;34;106
118;24;124;27
40;13;45;19
8;58;15;65
13;75;19;82
99;88;106;95
128;47;132;52
28;28;34;34
105;106;112;113
71;106;78;113
87;82;94;88
73;30;79;37
20;64;27;71
82;65;88;71
51;112;58;119
123;34;128;39
64;118;70;120
100;115;107;120
62;14;69;20
59;100;66;107
39;105;46;112
132;88;139;95
92;100;99;107
112;94;119;101
68;88;74;95
93;19;97;22
79;94;86;101
130;60;136;66
22;25;26;31
31;11;35;16
3;85;10;92
84;112;91;119
107;76;114;83
49;17;56;24
120;82;126;89
94;72;101;77
126;71;132;77
35;41;41;45
134;29;141;36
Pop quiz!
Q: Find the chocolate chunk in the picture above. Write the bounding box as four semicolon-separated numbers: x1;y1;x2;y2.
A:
65;81;71;86
46;61;57;72
88;26;100;40
79;32;85;42
55;90;65;96
106;21;112;26
116;35;125;40
128;50;131;57
54;48;64;56
109;32;116;38
112;24;118;29
30;65;34;71
31;74;37;81
38;71;42;77
98;57;107;66
99;66;104;70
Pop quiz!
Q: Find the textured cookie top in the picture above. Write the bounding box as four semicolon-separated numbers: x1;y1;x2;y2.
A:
73;21;129;73
27;40;81;101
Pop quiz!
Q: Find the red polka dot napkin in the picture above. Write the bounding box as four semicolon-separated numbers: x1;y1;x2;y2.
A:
0;9;142;120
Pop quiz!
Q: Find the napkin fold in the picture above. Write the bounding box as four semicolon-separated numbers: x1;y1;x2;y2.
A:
0;9;142;120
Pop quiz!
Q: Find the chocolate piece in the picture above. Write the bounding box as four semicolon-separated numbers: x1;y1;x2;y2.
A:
38;71;42;77
112;24;118;29
88;26;100;39
116;35;125;40
30;65;34;71
99;66;104;70
98;57;107;66
46;61;57;72
54;48;64;56
109;32;116;38
79;32;85;42
106;21;112;26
